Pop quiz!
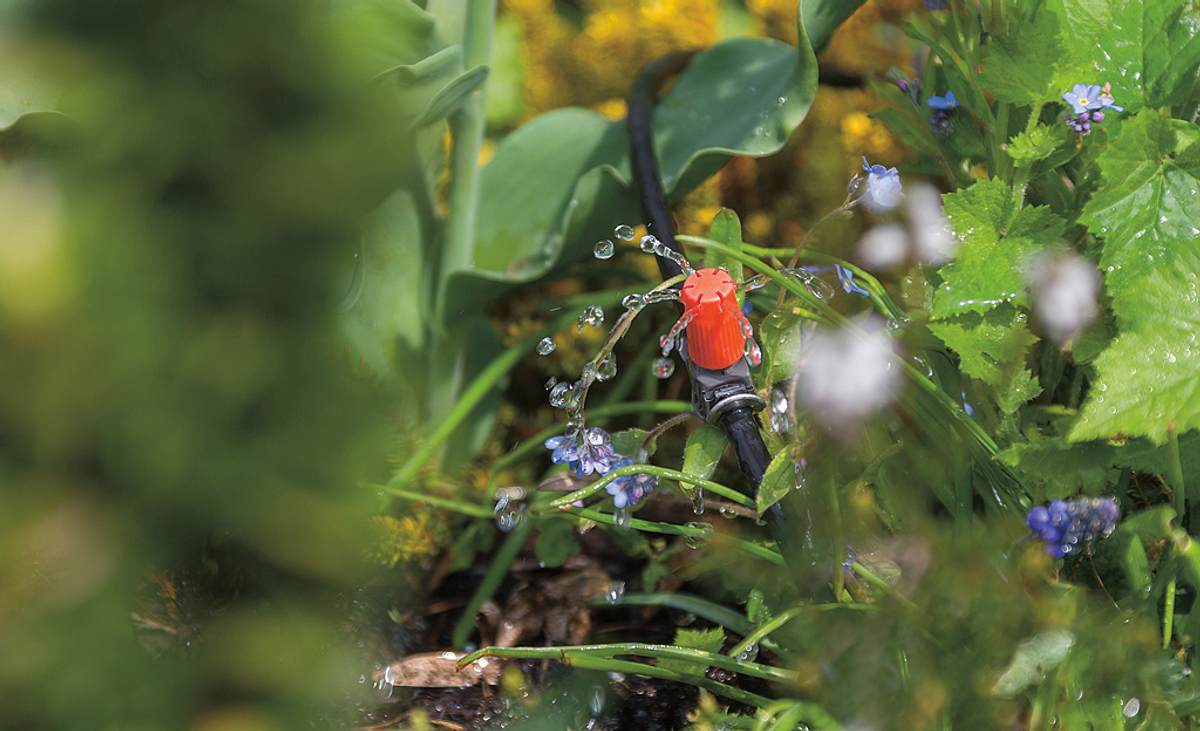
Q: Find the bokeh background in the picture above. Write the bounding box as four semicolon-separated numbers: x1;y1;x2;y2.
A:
0;1;947;728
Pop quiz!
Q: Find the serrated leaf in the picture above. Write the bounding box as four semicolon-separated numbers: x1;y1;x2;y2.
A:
682;424;726;482
981;7;1064;105
928;305;1040;414
1007;125;1064;166
1050;0;1200;110
703;208;744;287
1080;109;1200;315
1071;248;1200;444
757;450;796;516
932;180;1065;318
991;630;1075;698
997;438;1116;498
658;626;726;674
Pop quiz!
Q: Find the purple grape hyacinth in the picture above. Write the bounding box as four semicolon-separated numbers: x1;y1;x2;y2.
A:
606;458;657;509
1026;497;1120;558
545;426;620;478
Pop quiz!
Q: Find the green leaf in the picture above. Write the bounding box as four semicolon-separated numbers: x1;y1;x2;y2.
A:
534;517;579;568
682;425;727;482
1071;248;1200;444
1080;109;1200;314
449;7;824;311
991;630;1076;698
746;589;772;625
929;304;1041;414
334;0;443;73
981;7;1064;105
759;306;806;387
803;0;867;53
1119;533;1152;599
703;208;744;286
612;428;656;458
932;180;1066;319
658;626;726;674
1006;125;1065;166
997;438;1116;499
1116;505;1177;547
757;450;796;516
0;44;60;133
1050;0;1200;110
413;64;488;127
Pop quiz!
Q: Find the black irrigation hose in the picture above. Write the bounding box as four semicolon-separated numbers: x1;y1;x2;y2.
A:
627;55;826;586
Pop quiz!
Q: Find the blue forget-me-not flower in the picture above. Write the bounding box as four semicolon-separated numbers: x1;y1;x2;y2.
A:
860;158;903;214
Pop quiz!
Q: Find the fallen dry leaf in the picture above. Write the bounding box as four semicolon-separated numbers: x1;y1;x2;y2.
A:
374;651;501;688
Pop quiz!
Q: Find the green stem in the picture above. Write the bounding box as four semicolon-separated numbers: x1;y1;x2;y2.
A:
451;515;530;647
371;484;495;519
591;592;753;635
390;304;604;489
726;604;874;659
850;561;921;611
544;464;753;510
1163;578;1177;650
438;0;497;314
1169;422;1188;528
566;507;780;564
491;400;691;474
459;643;795;683
560;655;773;708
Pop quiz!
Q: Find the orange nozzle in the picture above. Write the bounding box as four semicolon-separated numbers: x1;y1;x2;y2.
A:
678;268;745;370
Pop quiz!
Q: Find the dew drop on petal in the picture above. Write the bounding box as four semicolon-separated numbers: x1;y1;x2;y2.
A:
614;224;636;241
594;239;615;259
537;337;556;355
651;356;675;379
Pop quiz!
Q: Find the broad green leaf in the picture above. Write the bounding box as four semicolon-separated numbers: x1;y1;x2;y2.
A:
1049;0;1200;110
803;0;867;53
1119;534;1152;600
759;306;806;387
997;438;1116;499
534;517;579;568
0;51;59;133
334;0;443;73
991;630;1075;698
658;626;726;674
682;424;727;482
932;179;1066;318
703;208;744;287
981;7;1064;105
1071;248;1200;444
484;15;524;125
450;5;824;311
1006;125;1065;166
928;305;1041;414
757;450;796;516
1079;109;1200;314
1116;505;1177;547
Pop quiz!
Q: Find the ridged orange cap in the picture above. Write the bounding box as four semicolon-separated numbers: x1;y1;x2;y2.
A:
679;268;745;370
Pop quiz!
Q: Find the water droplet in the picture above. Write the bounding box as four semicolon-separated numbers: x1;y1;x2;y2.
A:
594;239;615;259
585;427;609;445
782;267;835;300
652;356;675;379
739;273;767;292
690;487;705;514
1123;698;1140;717
549;381;574;408
622;293;646;311
683;522;713;549
537;337;556;355
639;235;659;253
590;686;606;716
614;505;632;528
596;354;617;382
578;304;605;330
496;507;523;532
643;289;680;304
770;388;791;433
544;376;558;391
605;581;626;604
614;224;636;241
735;643;759;662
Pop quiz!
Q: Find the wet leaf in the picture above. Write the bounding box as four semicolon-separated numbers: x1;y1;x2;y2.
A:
756;450;796;517
746;589;772;625
703;208;744;288
377;651;501;688
681;425;727;482
612;428;656;458
534;517;579;569
657;626;726;674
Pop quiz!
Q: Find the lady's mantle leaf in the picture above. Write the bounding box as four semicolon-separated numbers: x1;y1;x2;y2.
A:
1071;248;1200;444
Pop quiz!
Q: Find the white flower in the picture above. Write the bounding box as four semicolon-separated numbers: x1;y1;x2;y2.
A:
905;182;956;264
856;224;909;269
795;317;899;437
1026;252;1100;344
860;157;903;214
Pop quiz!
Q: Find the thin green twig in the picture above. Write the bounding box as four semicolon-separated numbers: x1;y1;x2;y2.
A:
543;463;753;510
